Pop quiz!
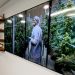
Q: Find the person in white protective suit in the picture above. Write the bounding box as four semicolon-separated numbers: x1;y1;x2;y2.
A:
29;16;42;64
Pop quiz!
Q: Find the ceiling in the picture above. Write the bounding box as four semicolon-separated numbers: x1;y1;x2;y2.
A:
0;0;10;8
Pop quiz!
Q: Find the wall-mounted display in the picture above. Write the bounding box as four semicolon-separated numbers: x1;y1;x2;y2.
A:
4;0;75;75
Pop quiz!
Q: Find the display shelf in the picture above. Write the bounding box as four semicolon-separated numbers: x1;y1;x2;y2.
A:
0;39;4;42
0;47;4;51
0;15;5;51
0;43;4;51
0;15;5;24
0;29;4;32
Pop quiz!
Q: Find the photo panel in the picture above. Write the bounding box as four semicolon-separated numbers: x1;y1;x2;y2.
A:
25;2;49;66
14;12;26;58
50;0;75;74
5;17;13;53
5;0;75;74
4;1;52;72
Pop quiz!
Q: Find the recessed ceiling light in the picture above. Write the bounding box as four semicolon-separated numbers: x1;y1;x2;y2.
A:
43;5;49;10
18;14;24;18
20;20;25;23
7;20;12;23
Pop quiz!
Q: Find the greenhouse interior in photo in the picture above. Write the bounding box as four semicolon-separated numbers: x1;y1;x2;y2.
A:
0;0;75;75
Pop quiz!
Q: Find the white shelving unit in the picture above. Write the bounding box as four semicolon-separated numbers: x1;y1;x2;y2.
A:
0;15;4;51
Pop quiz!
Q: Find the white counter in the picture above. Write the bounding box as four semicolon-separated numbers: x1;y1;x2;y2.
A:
0;51;62;75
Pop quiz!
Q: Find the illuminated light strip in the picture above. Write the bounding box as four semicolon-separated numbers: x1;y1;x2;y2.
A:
18;14;24;18
51;6;75;17
43;5;49;10
67;13;75;16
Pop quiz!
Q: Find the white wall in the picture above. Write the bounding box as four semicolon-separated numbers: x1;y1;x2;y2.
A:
0;0;48;18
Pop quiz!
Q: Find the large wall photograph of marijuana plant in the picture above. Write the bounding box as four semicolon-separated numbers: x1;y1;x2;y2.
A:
50;0;75;74
4;0;75;74
4;2;49;66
